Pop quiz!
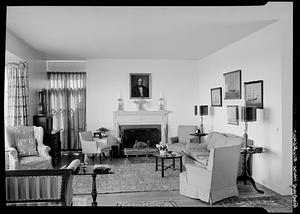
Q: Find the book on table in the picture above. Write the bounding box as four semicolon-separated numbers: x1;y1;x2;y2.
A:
93;164;113;173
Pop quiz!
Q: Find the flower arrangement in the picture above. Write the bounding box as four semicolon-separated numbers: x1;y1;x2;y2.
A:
156;142;168;151
96;127;109;137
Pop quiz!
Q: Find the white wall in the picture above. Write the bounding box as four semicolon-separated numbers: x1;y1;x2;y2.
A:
197;20;292;195
5;31;47;125
86;59;199;137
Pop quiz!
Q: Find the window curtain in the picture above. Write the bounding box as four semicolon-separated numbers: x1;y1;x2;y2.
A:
5;62;29;127
48;72;86;151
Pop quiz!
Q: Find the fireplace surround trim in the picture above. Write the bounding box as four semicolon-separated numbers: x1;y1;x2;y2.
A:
113;110;170;144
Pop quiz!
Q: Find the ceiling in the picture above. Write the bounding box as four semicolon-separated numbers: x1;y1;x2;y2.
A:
6;3;291;60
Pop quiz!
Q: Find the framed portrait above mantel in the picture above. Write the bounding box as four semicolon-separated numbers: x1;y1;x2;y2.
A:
224;70;241;100
130;73;151;99
244;80;263;109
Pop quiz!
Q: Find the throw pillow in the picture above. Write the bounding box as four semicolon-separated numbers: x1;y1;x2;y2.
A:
15;138;38;157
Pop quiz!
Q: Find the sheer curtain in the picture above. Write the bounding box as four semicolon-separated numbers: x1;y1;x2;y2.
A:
5;61;29;127
48;72;86;151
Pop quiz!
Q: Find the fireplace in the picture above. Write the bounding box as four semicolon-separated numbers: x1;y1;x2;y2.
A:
120;125;161;148
113;110;169;157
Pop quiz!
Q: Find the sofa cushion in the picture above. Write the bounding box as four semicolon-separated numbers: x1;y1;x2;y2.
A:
177;125;197;143
15;138;38;157
168;142;186;152
19;156;52;170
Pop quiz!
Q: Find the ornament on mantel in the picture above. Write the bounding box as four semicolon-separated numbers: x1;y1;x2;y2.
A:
133;98;148;111
117;92;124;111
159;92;165;111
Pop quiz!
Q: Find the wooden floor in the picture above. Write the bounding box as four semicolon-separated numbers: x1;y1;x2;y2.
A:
56;152;292;209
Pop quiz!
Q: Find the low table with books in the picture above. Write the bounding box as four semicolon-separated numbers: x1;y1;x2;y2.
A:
154;151;183;177
76;163;114;206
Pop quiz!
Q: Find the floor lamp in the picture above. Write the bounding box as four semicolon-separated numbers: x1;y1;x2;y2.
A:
199;105;208;133
239;106;257;148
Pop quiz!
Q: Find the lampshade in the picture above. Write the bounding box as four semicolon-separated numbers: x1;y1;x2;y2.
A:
239;106;257;122
194;105;198;115
199;105;208;116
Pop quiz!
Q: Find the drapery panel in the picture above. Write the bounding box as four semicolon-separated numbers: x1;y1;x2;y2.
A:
48;72;86;150
5;62;29;127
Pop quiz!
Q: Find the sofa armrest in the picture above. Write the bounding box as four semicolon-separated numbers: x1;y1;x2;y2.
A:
7;146;19;170
168;136;178;144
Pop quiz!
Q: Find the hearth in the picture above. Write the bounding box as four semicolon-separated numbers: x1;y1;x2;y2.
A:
119;125;161;157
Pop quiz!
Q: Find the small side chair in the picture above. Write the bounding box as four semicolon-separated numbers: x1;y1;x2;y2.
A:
79;131;112;164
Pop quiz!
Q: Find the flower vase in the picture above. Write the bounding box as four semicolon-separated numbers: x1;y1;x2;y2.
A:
159;150;167;155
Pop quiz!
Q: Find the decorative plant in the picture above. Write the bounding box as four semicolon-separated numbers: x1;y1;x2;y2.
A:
156;142;168;151
97;127;109;133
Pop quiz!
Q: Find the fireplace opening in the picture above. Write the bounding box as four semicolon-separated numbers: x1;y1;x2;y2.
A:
119;124;161;147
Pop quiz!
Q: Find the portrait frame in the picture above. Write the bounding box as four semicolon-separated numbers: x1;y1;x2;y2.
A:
227;105;239;125
244;80;263;109
211;87;222;107
224;70;241;100
130;73;152;99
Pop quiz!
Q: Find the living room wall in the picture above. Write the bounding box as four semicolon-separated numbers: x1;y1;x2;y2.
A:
85;59;199;138
5;31;47;125
197;20;292;195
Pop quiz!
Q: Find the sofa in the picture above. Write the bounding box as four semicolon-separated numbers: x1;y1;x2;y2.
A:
180;131;253;204
183;131;253;176
5;159;80;206
167;125;199;152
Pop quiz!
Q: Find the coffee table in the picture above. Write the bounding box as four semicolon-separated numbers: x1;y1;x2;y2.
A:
76;164;113;206
153;152;183;177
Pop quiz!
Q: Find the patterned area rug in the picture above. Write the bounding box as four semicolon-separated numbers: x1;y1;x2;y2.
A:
73;162;180;194
116;200;178;207
219;195;292;212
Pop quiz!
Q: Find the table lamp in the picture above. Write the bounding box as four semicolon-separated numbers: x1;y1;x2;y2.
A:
239;106;257;148
199;105;208;133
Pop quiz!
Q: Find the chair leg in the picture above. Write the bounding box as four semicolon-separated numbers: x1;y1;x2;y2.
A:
99;154;102;164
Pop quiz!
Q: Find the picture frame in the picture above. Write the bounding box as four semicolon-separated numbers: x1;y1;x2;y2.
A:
244;80;263;109
211;87;222;107
130;73;151;99
224;70;241;99
227;105;239;125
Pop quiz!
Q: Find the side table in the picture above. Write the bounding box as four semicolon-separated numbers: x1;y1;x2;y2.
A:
237;147;264;194
189;133;208;143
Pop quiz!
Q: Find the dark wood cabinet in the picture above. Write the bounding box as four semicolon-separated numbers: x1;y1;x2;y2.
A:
45;130;61;165
33;115;61;165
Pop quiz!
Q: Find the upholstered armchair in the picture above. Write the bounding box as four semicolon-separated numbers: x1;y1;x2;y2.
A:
167;125;198;152
79;131;112;163
5;126;53;170
180;131;243;204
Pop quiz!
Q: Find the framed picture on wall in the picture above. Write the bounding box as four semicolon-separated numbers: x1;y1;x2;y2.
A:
224;70;241;99
130;73;151;99
211;87;222;107
244;80;263;109
227;105;239;125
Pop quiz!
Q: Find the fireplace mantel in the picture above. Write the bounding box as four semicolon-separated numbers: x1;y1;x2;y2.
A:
113;110;170;143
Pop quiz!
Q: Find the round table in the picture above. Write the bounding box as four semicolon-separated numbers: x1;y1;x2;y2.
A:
153;152;183;177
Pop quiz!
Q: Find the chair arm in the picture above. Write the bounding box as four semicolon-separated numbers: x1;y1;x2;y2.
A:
168;136;178;144
6;147;19;170
38;145;52;158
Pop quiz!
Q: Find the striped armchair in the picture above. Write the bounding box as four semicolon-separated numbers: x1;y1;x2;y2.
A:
5;159;80;206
